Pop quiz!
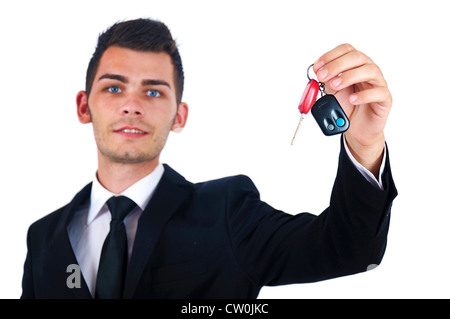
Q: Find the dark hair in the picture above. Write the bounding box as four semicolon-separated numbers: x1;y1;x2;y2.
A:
85;18;184;105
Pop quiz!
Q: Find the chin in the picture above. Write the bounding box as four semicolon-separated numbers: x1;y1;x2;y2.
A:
112;153;158;164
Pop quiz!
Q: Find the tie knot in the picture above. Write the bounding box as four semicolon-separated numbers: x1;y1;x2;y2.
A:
106;196;137;221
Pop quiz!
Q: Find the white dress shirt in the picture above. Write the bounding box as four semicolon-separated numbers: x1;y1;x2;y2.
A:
343;137;386;190
67;162;164;295
67;145;385;295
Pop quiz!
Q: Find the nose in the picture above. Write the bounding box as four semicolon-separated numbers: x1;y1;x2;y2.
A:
121;106;143;116
120;95;144;117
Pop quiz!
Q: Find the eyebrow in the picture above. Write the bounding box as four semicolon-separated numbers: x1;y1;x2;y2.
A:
142;79;171;89
98;74;128;83
98;74;171;89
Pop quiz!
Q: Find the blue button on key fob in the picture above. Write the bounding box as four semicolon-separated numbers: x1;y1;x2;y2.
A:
311;94;349;136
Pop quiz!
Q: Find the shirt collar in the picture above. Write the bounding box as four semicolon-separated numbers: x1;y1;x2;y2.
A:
87;163;165;224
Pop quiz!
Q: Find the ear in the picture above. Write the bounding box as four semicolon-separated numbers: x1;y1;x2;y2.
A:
76;91;92;124
171;102;188;133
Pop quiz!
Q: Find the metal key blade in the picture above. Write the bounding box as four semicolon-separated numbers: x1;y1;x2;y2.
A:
291;114;305;145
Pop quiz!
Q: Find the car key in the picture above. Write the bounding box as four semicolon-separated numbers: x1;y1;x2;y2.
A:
311;94;349;136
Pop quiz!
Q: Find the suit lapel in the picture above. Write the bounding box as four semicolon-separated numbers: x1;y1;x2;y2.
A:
48;183;93;299
123;165;192;298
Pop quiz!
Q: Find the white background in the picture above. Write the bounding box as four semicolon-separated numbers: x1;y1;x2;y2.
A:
1;0;449;299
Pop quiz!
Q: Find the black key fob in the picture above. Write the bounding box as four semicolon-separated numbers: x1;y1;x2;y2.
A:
311;94;349;136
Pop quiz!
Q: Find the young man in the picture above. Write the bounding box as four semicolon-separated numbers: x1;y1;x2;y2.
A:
21;18;397;299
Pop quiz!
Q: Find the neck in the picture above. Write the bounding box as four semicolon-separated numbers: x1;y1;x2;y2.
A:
96;156;160;194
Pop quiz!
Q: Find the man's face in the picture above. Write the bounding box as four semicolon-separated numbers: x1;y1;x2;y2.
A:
77;46;187;165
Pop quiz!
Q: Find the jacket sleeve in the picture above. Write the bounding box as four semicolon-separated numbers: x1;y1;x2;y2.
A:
226;139;398;287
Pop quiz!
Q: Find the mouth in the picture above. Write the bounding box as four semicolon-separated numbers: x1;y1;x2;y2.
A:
114;126;149;138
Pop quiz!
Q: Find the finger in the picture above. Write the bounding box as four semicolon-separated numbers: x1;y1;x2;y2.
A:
328;63;387;92
315;49;373;83
314;43;360;72
350;86;392;109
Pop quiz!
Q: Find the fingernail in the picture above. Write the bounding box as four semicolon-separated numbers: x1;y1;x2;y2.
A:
331;78;341;88
317;68;328;80
314;60;324;70
349;94;358;104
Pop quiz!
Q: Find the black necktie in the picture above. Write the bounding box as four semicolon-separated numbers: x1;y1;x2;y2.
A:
95;196;137;299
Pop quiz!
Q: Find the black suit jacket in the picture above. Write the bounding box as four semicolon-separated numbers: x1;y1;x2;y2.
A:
21;142;397;298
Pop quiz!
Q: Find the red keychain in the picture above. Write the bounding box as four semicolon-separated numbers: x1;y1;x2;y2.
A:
291;64;320;145
299;78;320;114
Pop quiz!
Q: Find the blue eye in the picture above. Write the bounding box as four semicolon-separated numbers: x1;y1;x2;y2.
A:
147;90;160;97
107;86;121;93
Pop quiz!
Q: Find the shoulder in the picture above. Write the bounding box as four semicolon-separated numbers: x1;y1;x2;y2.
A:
194;174;258;196
163;164;258;195
189;176;262;216
24;204;67;252
26;183;92;239
27;204;66;234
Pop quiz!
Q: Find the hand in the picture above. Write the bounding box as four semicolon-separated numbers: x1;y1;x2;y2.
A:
313;44;392;176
